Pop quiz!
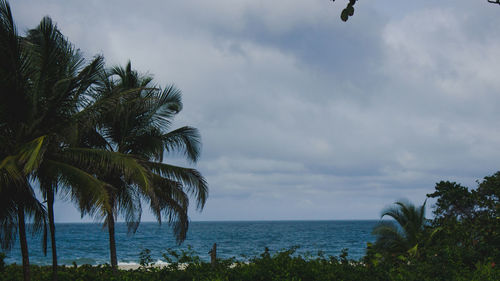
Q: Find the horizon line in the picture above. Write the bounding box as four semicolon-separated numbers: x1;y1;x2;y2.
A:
47;218;390;224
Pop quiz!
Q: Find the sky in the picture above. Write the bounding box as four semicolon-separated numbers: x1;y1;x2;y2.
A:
10;0;500;221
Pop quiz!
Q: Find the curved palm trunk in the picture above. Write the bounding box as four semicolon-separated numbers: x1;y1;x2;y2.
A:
107;209;118;271
47;190;58;281
17;207;31;281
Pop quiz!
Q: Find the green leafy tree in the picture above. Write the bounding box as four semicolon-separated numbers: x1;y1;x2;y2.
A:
475;173;500;262
427;174;500;266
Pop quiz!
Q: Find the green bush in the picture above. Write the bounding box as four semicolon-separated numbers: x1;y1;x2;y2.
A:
1;245;498;280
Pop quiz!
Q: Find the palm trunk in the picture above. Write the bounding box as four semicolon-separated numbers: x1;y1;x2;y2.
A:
107;210;118;271
47;190;58;281
17;207;31;281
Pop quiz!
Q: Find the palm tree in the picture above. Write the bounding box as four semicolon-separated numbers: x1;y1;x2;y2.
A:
0;2;47;279
372;200;429;257
91;62;208;269
1;3;128;279
22;18;159;279
23;17;102;279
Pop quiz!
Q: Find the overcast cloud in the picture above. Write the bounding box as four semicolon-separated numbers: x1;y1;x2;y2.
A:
11;0;500;221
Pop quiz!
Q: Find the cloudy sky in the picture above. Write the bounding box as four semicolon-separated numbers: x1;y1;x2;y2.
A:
11;0;500;221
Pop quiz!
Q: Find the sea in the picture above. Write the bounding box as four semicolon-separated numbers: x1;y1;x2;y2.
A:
3;220;379;266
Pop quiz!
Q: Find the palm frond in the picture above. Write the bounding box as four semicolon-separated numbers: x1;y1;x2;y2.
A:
114;126;164;161
162;126;201;163
116;184;142;234
76;86;141;130
0;155;23;185
45;159;109;216
16;135;47;174
145;162;207;210
373;200;428;256
61;148;152;192
147;84;182;129
148;174;189;243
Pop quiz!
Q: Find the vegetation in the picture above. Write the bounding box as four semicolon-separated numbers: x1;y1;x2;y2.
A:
424;174;500;269
363;172;499;280
1;171;497;280
0;247;498;281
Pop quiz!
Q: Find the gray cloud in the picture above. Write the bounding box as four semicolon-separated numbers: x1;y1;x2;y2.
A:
11;0;500;221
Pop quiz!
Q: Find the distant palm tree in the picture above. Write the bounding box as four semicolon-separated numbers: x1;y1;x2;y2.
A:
372;200;429;257
90;62;208;270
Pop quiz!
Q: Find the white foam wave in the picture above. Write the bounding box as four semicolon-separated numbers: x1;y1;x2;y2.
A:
118;260;171;267
117;261;140;266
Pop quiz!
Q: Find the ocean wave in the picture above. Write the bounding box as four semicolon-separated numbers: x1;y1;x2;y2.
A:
153;259;170;266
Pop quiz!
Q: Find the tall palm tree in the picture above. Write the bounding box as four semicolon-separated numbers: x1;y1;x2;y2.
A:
22;17;159;280
23;17;103;279
372;200;429;257
0;3;140;279
91;62;208;269
0;2;47;279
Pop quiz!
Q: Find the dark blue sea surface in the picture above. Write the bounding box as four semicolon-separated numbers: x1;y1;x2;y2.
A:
4;221;378;266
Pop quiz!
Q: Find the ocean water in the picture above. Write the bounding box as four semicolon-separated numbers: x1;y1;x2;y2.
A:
3;220;378;266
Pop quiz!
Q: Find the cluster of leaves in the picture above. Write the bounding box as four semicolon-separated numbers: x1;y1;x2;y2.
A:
331;0;356;22
424;173;500;268
365;171;499;280
0;247;498;281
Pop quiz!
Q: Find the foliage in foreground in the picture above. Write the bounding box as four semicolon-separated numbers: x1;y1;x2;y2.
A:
0;248;499;281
